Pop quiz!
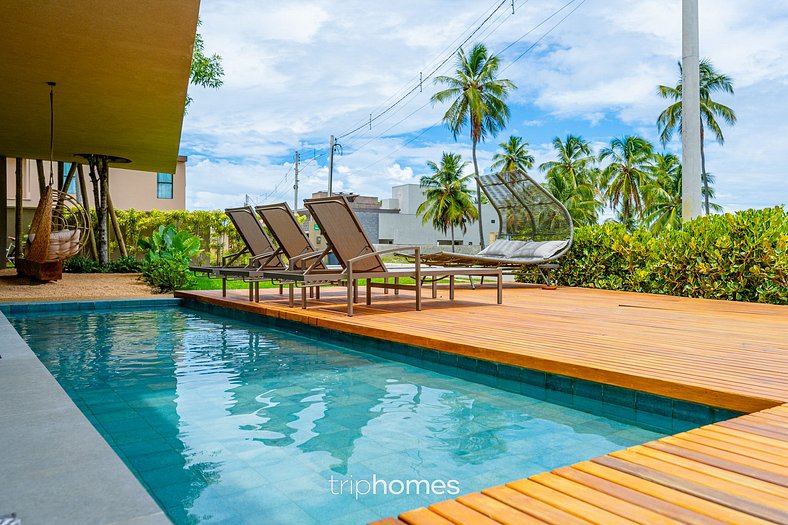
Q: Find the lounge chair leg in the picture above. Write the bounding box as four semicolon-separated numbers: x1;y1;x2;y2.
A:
480;275;485;286
248;283;253;301
347;279;353;317
366;278;372;305
288;284;294;307
255;282;260;302
394;277;399;295
279;284;283;295
309;287;314;298
469;276;476;290
432;278;437;299
497;272;503;304
450;275;455;300
353;280;359;303
222;278;227;297
383;277;388;294
316;286;320;299
302;286;307;309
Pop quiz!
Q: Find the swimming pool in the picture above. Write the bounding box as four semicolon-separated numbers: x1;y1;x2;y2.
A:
11;306;673;525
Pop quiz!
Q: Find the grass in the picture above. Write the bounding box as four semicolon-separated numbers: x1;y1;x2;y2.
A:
186;275;281;291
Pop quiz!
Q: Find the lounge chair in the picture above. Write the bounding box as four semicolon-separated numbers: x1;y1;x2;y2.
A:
263;195;503;316
254;202;326;271
417;170;574;286
189;206;285;297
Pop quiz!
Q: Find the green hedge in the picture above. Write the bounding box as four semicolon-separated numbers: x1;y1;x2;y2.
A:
88;209;245;264
516;207;788;304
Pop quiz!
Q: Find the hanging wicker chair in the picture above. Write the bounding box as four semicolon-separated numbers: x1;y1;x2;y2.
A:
24;185;91;263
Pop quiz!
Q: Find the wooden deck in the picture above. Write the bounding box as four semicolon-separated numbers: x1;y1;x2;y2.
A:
174;285;788;524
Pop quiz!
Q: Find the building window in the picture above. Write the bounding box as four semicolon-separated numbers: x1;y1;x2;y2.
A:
157;172;173;199
491;219;496;224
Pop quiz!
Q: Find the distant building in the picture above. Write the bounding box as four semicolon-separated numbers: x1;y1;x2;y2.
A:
299;184;499;249
4;156;187;239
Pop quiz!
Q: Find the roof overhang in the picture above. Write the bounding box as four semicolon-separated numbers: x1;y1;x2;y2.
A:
0;1;200;173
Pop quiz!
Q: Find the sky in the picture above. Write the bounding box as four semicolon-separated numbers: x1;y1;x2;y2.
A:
181;0;788;213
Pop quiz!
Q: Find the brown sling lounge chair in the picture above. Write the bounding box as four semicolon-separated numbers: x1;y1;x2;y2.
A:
263;195;503;316
416;170;574;286
190;206;284;297
254;202;327;271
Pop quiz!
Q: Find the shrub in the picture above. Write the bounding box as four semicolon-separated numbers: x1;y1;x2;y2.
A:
516;207;788;305
106;255;142;273
138;225;202;293
64;255;104;273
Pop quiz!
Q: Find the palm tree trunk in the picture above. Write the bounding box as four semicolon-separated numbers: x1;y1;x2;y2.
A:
700;123;710;215
450;225;456;253
471;140;485;249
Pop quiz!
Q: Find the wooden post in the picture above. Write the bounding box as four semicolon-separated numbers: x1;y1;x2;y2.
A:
0;156;7;267
14;158;23;260
77;164;98;260
98;158;109;265
36;159;46;195
107;192;127;257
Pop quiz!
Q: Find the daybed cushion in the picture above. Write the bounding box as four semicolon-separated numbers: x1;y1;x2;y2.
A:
478;239;522;258
512;240;567;259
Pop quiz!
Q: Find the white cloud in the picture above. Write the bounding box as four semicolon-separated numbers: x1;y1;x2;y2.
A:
182;0;788;211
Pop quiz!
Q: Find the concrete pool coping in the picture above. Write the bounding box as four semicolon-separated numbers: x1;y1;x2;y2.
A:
0;300;177;525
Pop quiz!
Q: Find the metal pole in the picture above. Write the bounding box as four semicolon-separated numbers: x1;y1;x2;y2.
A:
327;135;335;196
681;0;702;221
14;158;23;260
293;151;299;210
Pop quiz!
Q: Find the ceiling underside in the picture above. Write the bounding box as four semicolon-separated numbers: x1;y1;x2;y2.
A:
0;0;200;173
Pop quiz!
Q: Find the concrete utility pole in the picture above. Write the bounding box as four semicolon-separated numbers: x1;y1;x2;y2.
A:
293;151;299;210
681;0;702;221
327;135;335;196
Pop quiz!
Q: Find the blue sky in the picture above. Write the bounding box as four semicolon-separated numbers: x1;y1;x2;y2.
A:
181;0;788;213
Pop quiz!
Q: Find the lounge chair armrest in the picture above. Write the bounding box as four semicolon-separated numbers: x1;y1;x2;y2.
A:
249;250;277;262
289;250;325;264
222;248;248;265
349;246;419;263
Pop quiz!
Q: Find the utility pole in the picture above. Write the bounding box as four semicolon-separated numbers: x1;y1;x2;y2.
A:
327;135;335;196
681;0;702;221
293;151;299;210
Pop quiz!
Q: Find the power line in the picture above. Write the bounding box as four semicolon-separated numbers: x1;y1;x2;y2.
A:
334;0;507;139
336;0;510;141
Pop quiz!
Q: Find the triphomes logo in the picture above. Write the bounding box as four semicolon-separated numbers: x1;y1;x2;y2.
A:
329;474;460;500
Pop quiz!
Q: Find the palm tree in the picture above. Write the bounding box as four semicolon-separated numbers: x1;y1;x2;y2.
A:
539;135;602;225
416;152;478;252
599;136;655;228
490;135;534;175
432;42;516;248
657;58;736;215
643;153;683;233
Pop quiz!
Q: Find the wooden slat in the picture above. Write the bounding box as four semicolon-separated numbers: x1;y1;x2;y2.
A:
399;507;456;525
481;485;591;525
569;462;775;525
455;492;548;524
429;500;502;525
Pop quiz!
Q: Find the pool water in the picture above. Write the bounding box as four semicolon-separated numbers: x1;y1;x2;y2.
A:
11;307;666;525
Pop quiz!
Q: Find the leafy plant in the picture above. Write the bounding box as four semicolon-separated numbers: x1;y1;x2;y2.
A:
107;255;142;273
64;255;103;274
138;225;202;292
516;207;787;305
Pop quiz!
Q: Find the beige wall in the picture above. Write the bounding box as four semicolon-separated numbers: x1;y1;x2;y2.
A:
4;156;186;239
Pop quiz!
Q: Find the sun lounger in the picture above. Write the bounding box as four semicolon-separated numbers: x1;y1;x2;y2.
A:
262;195;503;316
189;206;285;297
